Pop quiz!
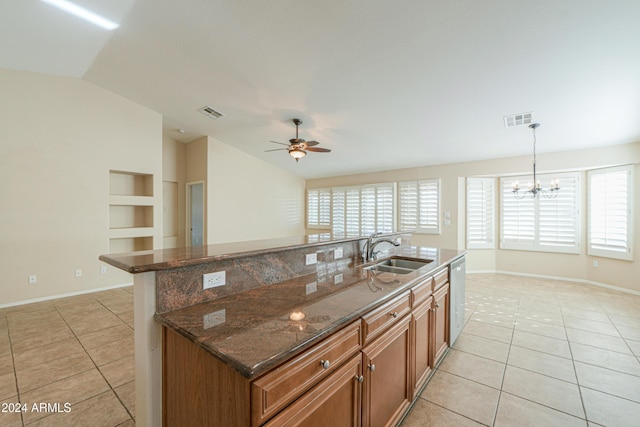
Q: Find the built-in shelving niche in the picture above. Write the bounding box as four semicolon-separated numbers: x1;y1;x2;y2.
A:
108;170;155;253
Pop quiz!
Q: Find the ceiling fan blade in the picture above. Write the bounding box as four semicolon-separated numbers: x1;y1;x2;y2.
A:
265;148;288;152
305;141;320;147
306;147;331;153
269;140;291;146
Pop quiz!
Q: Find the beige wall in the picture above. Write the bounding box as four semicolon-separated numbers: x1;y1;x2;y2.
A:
307;142;640;293
163;136;186;248
0;69;163;306
205;137;305;244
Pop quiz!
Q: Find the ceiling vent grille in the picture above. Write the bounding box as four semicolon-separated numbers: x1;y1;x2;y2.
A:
504;112;533;128
198;106;224;119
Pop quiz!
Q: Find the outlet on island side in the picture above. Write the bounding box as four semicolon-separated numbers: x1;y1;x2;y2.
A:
203;271;226;290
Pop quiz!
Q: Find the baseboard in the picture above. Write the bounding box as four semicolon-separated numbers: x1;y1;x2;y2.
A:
0;282;134;309
467;269;640;297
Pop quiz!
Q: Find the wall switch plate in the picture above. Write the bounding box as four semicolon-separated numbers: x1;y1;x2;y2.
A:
75;269;82;277
100;266;108;274
334;273;344;285
334;248;343;259
28;275;37;284
592;260;599;267
306;253;318;265
203;309;226;329
306;282;317;294
203;271;226;289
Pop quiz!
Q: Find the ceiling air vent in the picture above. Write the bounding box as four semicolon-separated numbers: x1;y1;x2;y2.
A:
504;112;533;128
198;106;224;119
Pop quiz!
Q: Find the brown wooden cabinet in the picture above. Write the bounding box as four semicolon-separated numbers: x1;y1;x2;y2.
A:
361;314;412;427
263;354;363;427
411;295;433;397
163;264;457;427
432;283;450;366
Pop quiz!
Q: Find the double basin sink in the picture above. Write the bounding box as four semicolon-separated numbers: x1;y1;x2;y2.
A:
364;256;432;275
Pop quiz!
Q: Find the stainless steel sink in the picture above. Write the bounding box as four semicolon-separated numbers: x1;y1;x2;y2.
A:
364;256;432;275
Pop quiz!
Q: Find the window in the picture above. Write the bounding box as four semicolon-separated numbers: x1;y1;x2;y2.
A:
307;188;331;228
331;183;395;237
398;179;440;234
588;165;634;260
466;177;495;249
500;172;580;253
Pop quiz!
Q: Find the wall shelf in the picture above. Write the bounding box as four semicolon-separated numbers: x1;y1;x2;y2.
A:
109;170;156;252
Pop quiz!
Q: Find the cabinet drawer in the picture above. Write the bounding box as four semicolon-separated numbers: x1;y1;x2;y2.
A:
432;268;449;291
251;320;361;426
361;291;411;344
411;276;433;308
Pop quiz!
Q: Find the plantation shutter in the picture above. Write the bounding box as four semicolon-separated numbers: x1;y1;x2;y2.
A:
539;174;579;251
306;188;331;228
399;179;440;234
501;172;580;253
332;183;395;237
466;178;495;249
588;166;634;260
501;177;536;249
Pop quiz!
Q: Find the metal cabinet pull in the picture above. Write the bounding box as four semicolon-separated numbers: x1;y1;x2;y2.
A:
368;363;376;372
435;303;440;308
356;375;364;383
389;312;398;318
320;360;330;369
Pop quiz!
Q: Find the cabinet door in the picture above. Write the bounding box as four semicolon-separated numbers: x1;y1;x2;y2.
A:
432;283;450;366
263;354;362;427
362;315;411;427
411;296;433;397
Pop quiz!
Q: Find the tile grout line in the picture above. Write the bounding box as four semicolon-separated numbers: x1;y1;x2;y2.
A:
30;292;136;425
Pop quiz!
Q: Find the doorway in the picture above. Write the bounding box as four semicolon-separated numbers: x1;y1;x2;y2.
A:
186;181;204;246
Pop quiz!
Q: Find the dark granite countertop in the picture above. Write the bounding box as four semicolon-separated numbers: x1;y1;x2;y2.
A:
100;233;361;273
155;247;465;379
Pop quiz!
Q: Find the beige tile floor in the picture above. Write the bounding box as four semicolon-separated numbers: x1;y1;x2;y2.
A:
402;274;640;427
2;274;640;426
0;287;134;427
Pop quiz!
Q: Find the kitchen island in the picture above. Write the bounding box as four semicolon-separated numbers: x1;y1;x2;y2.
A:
100;233;465;427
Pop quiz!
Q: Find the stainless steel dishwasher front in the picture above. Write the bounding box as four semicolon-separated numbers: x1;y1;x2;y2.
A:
449;256;466;344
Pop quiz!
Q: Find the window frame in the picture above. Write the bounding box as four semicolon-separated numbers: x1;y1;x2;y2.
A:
398;179;441;235
466;177;495;249
500;171;581;254
306;188;331;229
330;182;396;238
587;165;634;261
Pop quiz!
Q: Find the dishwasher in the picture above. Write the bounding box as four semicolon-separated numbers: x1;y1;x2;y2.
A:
449;256;466;345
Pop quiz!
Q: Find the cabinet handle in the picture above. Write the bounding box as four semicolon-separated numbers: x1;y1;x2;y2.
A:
389;312;398;318
356;375;364;383
435;303;440;308
320;360;330;369
368;363;376;372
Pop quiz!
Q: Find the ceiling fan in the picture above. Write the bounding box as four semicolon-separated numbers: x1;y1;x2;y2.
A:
266;118;331;162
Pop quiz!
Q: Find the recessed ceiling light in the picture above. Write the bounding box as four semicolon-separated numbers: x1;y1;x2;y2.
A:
41;0;119;30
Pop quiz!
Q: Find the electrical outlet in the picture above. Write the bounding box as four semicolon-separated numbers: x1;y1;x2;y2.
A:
28;275;37;284
75;269;82;277
203;271;226;289
203;309;226;329
334;248;343;259
592;260;599;268
334;273;344;285
305;253;317;265
100;266;108;274
306;282;317;294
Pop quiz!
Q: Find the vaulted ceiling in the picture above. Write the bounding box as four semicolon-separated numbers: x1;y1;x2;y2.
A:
3;0;640;178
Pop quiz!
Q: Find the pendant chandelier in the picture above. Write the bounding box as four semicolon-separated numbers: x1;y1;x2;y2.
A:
512;123;560;199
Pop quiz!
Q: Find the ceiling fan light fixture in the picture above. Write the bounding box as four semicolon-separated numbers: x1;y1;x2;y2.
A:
289;148;306;161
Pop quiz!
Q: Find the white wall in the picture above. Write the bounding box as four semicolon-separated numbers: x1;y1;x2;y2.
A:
0;69;163;306
307;142;640;293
